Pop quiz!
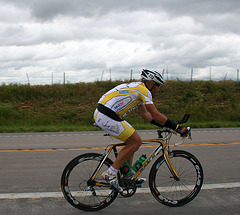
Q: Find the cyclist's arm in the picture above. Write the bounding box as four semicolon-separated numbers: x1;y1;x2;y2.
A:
144;104;190;136
138;104;152;122
138;104;167;126
145;104;167;125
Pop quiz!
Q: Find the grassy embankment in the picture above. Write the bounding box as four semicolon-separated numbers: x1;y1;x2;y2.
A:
0;80;239;133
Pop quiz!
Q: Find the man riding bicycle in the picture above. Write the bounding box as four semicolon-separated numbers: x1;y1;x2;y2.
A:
93;69;189;192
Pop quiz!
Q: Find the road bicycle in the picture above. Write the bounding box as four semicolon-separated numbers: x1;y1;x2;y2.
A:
61;114;204;211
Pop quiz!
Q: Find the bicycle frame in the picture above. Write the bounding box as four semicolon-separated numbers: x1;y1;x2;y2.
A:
133;139;180;181
89;134;180;187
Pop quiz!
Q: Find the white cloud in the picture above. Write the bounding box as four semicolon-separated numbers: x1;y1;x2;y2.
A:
0;2;31;23
0;0;240;84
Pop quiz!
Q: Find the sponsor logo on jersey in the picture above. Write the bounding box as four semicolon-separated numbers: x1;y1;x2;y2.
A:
114;101;124;109
119;90;129;94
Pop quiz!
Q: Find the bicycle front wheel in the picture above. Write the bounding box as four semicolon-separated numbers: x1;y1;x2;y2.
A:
149;150;203;207
61;153;118;211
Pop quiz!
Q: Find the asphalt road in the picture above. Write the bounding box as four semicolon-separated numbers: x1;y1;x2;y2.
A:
0;128;239;214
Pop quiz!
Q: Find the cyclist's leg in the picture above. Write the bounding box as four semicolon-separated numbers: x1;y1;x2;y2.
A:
94;110;144;190
112;131;142;170
102;131;143;191
127;154;134;167
112;132;147;185
94;109;142;169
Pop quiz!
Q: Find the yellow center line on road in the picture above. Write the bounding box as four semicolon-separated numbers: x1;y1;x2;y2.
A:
0;142;240;153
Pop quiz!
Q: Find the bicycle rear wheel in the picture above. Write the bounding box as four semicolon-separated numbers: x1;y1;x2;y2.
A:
149;150;203;207
61;153;118;211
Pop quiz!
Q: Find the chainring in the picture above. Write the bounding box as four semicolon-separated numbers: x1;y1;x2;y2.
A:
119;179;137;198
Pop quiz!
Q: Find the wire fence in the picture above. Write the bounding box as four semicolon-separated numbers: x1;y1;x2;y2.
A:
1;68;239;86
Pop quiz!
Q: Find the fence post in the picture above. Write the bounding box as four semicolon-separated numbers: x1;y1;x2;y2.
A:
210;67;211;81
26;73;30;85
166;67;168;80
190;68;193;82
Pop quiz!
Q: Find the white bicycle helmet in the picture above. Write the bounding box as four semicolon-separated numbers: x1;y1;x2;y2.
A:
141;69;165;86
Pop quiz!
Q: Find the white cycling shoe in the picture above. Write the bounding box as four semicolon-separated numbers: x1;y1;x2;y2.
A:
102;171;123;192
135;177;147;184
127;170;147;185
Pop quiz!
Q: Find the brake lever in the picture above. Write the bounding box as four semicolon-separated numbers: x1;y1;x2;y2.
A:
187;127;192;141
174;127;192;146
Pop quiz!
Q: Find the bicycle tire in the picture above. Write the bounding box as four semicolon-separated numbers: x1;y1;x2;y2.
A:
149;150;203;207
61;153;118;211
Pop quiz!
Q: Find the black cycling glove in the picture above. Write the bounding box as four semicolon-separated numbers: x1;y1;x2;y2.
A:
164;119;190;136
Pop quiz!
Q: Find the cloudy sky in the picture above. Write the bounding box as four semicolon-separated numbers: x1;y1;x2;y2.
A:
0;0;240;85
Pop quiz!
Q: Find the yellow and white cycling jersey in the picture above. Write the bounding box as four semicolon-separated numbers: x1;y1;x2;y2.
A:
98;82;153;118
94;82;153;141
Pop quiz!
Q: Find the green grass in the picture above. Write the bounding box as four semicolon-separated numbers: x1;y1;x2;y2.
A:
0;80;239;133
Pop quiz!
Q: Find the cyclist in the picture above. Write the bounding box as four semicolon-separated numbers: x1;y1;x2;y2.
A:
93;69;190;192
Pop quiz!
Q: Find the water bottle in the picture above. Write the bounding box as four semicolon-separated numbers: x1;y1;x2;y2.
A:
132;155;147;172
121;162;131;176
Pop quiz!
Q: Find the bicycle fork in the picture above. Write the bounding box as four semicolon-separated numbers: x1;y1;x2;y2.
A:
162;144;180;181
